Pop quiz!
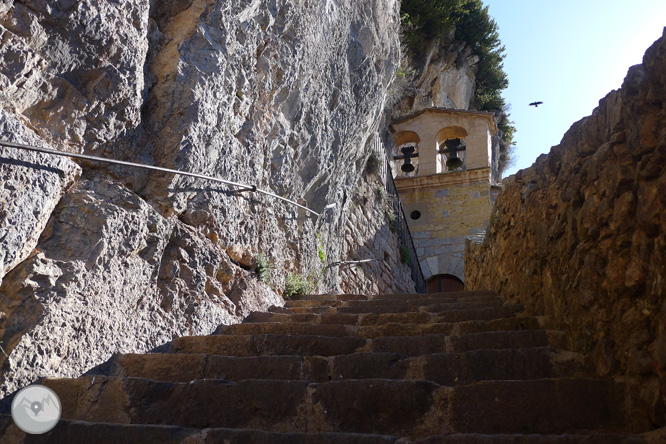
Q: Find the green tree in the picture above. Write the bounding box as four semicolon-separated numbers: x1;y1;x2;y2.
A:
400;0;463;52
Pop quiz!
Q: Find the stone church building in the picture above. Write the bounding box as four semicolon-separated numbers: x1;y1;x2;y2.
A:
390;108;501;293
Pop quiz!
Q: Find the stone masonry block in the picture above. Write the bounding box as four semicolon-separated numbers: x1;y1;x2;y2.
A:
426;256;439;276
420;259;432;280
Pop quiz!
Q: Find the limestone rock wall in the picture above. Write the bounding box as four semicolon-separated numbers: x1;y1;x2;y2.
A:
393;40;478;118
0;0;402;396
466;29;666;428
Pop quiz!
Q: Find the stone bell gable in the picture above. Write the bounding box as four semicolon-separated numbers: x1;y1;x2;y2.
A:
390;108;498;293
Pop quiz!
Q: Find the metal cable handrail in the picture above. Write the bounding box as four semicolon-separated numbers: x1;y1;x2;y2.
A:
384;154;427;294
0;140;319;216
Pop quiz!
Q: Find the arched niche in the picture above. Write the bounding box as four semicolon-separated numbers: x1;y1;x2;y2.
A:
427;274;465;294
395;130;421;147
393;131;421;178
436;126;468;173
435;126;468;145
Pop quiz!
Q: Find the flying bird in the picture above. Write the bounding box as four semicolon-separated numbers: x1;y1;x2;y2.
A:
529;101;543;107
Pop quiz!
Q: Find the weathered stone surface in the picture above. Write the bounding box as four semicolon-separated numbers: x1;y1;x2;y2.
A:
0;177;280;396
0;0;150;151
466;29;666;428
0;109;80;287
393;39;477;116
0;0;404;397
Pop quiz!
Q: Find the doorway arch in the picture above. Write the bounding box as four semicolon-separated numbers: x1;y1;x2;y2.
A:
427;274;465;293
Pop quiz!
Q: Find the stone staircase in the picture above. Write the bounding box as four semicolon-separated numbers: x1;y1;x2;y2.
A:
0;290;651;442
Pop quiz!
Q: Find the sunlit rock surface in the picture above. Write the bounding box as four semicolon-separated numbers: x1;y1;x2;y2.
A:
0;0;402;396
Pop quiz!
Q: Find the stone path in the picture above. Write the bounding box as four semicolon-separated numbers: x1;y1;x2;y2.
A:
0;291;650;442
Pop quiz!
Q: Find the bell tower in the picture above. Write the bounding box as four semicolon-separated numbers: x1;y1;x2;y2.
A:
390;108;498;293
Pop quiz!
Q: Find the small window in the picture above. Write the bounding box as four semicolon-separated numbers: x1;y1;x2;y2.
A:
410;210;421;220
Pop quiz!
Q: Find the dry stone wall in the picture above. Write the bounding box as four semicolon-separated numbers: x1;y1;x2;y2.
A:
0;0;402;397
337;172;415;295
466;29;666;428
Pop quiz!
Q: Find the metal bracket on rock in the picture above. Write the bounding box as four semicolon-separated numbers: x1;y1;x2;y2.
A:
0;140;319;216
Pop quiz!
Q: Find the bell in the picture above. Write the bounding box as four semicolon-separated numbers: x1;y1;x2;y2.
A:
399;145;416;173
446;150;463;169
443;138;464;170
400;146;415;156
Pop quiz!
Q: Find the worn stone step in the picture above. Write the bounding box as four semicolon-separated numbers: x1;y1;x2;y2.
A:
0;415;399;444
101;347;580;385
217;318;542;339
168;330;551;357
369;330;551;354
283;295;503;309
218;322;356;337
0;413;645;444
449;378;648;434
271;305;524;322
357;317;541;338
276;301;511;314
287;290;497;302
40;376;644;436
413;434;647;443
369;290;498;301
269;301;524;316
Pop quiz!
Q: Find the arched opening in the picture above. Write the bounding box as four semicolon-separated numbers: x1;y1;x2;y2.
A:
393;131;420;178
436;126;468;173
427;274;465;293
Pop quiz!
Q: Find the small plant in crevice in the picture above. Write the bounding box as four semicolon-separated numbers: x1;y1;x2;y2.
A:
317;233;326;265
375;186;387;202
399;244;410;264
256;253;272;284
283;272;312;299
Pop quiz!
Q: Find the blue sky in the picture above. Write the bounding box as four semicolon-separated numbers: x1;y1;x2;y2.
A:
483;0;666;177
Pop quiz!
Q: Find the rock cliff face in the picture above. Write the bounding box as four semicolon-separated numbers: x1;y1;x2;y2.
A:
392;38;478;117
466;29;666;428
0;0;402;396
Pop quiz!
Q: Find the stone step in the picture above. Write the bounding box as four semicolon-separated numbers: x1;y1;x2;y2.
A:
412;434;647;443
218;317;542;338
167;330;551;357
0;415;398;444
40;376;644;436
270;305;524;322
0;415;647;444
283;295;503;309
100;347;581;385
357;317;541;338
289;290;497;302
269;302;524;314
